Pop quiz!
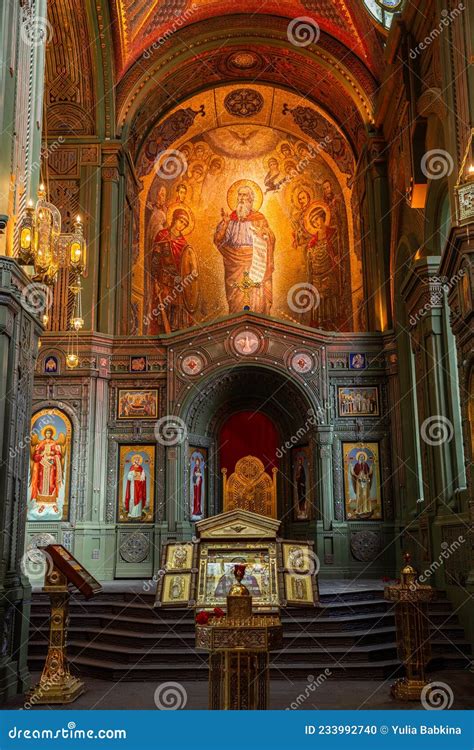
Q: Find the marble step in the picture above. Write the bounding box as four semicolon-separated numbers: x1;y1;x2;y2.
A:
27;634;470;666
28;596;400;618
28;622;466;650
28;588;468;680
26;651;466;682
31;601;456;631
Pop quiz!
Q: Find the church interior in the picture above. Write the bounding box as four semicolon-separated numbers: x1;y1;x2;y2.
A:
0;0;473;712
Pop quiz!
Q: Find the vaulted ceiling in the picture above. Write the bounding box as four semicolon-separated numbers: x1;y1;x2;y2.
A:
109;0;384;79
44;0;385;147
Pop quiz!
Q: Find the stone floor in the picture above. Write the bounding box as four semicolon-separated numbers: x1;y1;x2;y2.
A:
4;669;473;710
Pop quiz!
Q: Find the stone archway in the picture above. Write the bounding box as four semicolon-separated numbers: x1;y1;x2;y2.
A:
179;363;320;532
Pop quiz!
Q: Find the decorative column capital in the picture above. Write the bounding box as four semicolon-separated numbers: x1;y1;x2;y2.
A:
315;425;334;446
367;133;387;164
363;134;388;180
401;256;447;330
101;143;122;182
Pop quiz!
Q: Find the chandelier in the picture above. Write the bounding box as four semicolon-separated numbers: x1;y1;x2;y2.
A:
17;183;87;369
18;184;86;283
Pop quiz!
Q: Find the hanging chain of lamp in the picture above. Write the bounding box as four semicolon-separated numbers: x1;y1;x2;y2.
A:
18;186;87;369
17;104;87;369
15;74;88;369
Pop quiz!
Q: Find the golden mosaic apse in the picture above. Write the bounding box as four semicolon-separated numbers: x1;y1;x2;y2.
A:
136;87;364;335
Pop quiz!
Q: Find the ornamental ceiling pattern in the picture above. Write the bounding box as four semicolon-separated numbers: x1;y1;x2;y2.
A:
45;0;96;134
110;0;383;78
121;35;375;151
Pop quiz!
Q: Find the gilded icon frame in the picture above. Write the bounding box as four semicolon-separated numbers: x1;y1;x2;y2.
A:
278;539;319;607
283;572;315;606
342;442;382;521
118;444;155;523
28;408;73;522
164;542;196;572
196;541;280;611
117;389;158;420
159;572;195;607
337;386;380;417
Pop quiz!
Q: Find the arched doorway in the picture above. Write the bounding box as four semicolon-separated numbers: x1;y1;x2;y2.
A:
219;410;279;475
179;363;321;536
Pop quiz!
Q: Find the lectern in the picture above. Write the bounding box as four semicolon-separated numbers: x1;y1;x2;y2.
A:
28;544;102;705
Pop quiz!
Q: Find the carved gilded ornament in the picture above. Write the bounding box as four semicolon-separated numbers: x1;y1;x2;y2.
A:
222;456;277;519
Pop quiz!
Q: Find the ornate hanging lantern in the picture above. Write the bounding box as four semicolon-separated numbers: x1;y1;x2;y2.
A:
18;184;63;285
58;215;87;276
17;185;88;355
17;189;88;285
69;276;84;333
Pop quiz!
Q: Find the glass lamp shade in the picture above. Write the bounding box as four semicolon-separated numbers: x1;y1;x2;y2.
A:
32;197;62;284
18;203;35;264
70;316;84;332
66;353;79;369
69;217;87;273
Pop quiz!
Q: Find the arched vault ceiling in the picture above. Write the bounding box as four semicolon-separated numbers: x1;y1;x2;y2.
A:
134;85;357;180
109;0;384;79
117;18;378;147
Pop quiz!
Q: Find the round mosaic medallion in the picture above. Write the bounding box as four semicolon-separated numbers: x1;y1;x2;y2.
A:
228;52;258;69
233;330;260;355
290;351;313;374
350;531;382;562
224;88;264;118
119;532;150;564
181;353;205;375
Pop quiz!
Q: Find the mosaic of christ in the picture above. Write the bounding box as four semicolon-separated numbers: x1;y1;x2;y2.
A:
141;127;362;334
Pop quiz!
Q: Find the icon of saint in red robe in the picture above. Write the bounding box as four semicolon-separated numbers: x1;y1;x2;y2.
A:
191;455;204;518
125;455;147;519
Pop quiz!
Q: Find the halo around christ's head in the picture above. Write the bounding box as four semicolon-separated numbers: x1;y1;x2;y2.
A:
227;179;263;212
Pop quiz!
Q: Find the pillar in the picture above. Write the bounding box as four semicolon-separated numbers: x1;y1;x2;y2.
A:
98;145;122;334
0;259;42;702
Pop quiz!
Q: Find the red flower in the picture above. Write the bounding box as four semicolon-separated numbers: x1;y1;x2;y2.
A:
381;576;391;582
213;607;225;618
196;611;209;625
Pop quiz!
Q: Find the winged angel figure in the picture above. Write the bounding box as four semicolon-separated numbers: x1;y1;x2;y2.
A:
29;425;66;518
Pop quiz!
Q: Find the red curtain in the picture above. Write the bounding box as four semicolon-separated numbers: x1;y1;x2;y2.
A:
219;411;279;474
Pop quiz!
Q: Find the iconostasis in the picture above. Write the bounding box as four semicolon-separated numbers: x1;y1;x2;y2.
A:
132;85;364;335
